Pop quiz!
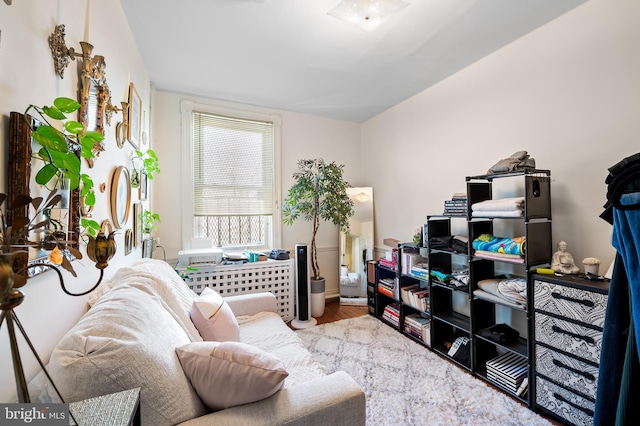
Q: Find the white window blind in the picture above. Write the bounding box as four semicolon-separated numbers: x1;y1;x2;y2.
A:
192;112;274;217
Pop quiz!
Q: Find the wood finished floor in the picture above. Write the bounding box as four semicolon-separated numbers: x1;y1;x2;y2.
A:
315;298;369;325
287;298;368;330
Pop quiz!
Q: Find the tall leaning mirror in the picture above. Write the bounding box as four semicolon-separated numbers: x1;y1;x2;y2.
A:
339;187;374;305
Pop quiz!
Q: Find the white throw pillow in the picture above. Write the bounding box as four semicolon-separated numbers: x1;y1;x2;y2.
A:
191;287;240;341
176;341;289;411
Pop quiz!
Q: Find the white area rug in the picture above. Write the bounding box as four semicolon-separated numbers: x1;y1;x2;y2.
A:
296;315;551;426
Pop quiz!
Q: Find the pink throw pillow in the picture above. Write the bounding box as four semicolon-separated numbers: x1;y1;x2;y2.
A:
176;341;288;410
190;288;240;341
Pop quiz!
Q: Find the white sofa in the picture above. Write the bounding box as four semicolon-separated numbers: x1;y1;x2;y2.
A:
44;259;366;425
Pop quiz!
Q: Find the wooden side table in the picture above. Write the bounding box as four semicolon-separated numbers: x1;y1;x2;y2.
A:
69;387;141;426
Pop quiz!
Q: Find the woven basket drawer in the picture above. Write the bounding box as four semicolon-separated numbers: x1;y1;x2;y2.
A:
536;376;594;426
535;344;599;399
533;279;607;328
535;313;603;364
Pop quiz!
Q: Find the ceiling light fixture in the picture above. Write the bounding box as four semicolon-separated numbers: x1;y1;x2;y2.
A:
353;192;370;203
328;0;410;31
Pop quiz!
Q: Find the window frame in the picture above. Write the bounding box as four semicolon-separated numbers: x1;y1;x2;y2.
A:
180;100;282;251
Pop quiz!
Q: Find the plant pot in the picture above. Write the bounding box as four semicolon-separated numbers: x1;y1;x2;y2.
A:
130;170;141;188
310;278;326;317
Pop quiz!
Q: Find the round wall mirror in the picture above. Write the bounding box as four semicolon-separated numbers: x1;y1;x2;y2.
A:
110;166;131;229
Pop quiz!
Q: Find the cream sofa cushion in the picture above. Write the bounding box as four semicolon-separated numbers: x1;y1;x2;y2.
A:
48;284;209;426
109;259;203;342
237;312;328;388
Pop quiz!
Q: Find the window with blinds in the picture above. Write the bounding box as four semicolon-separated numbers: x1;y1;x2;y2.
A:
192;111;275;248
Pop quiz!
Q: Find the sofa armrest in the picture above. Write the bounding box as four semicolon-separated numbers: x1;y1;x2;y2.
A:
177;371;366;426
224;292;277;317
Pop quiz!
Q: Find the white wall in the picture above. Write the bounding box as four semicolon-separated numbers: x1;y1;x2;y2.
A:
0;0;149;402
151;90;362;297
2;0;636;404
362;0;640;272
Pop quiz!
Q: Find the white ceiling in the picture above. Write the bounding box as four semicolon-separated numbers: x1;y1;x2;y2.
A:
120;0;587;123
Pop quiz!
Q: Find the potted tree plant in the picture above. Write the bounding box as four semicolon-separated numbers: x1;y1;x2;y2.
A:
282;159;354;291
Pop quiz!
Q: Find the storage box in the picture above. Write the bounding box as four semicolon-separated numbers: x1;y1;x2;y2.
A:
367;261;376;283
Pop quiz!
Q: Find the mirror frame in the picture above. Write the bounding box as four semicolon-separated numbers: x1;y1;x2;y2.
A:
8;112;81;270
110;166;131;229
79;54;110;165
339;187;374;297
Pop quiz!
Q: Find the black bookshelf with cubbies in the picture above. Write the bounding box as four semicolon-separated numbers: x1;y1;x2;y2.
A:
426;216;473;370
374;244;431;348
366;261;377;315
466;169;551;406
373;168;552;409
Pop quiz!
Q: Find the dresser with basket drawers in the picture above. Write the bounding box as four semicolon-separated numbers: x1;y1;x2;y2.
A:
532;273;610;425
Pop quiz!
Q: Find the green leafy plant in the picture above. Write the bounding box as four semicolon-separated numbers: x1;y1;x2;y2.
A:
24;97;103;210
282;159;354;280
176;265;198;282
141;210;161;235
80;217;103;239
132;149;160;180
413;228;422;246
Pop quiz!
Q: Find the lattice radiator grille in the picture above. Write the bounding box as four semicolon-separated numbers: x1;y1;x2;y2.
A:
180;259;294;320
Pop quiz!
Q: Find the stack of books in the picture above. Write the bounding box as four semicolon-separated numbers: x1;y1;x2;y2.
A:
382;303;400;327
486;352;528;396
443;192;468;216
378;248;398;270
410;262;429;280
400;284;430;312
401;252;424;275
404;313;430;345
377;278;397;299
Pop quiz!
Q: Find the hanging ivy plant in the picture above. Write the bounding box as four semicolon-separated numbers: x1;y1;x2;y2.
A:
24;97;104;214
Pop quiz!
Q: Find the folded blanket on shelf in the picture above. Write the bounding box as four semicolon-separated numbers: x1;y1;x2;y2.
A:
429;236;453;250
497;278;527;305
451;269;470;288
472;197;525;212
473;289;526;310
475;250;522;260
472;210;524;218
430;270;453;284
477;278;527;306
452;235;468;253
472;234;526;256
430;270;468;289
474;250;524;264
487;151;535;174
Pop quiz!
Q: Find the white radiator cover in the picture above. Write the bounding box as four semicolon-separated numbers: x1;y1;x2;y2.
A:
179;259;295;320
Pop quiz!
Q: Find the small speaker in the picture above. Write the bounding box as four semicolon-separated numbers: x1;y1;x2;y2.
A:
291;243;317;329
